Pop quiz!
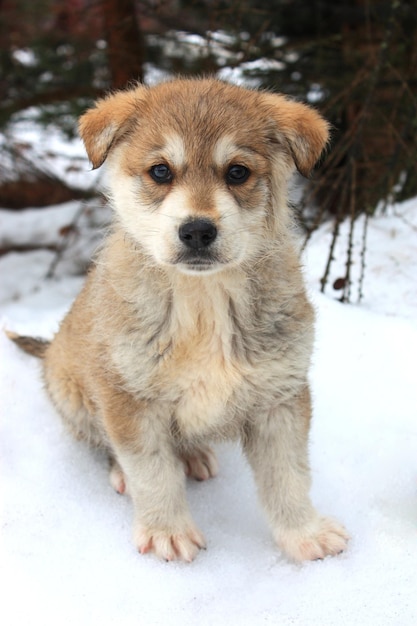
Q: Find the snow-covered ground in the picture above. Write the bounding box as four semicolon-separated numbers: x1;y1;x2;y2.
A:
1;167;416;622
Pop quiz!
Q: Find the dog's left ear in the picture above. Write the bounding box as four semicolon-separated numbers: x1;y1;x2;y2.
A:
261;93;330;177
79;86;147;169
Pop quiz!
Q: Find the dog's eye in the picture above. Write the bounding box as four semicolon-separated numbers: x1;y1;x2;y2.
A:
226;165;250;185
149;164;173;183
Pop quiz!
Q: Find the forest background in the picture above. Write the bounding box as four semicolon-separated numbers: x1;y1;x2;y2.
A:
1;0;416;301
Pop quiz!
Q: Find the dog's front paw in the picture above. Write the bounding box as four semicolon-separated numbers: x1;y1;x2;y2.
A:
181;446;219;481
275;515;349;562
134;523;206;562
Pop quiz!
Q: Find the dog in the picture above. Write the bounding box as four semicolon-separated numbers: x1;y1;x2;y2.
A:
8;77;349;562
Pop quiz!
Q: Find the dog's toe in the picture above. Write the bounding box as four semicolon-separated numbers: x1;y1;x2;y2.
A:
275;515;349;562
135;524;206;562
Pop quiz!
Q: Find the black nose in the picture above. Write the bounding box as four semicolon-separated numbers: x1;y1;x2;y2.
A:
179;219;217;250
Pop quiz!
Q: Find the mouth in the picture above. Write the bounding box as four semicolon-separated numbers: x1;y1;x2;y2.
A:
174;251;225;275
178;260;222;275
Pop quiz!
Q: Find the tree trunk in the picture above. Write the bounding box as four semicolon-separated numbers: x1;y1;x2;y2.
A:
102;0;144;88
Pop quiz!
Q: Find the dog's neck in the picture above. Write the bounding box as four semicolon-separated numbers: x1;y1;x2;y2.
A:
165;266;247;329
100;226;290;338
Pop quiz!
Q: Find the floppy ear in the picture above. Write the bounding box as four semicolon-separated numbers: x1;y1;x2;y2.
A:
261;93;330;177
78;87;146;169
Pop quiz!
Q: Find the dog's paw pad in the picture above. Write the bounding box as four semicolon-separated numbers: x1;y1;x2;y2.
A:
135;524;206;562
276;516;349;562
109;462;127;495
181;446;219;481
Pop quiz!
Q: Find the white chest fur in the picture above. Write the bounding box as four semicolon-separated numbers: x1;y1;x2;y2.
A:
110;272;248;437
160;277;244;436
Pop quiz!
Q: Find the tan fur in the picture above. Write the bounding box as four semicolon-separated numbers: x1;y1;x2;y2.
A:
11;78;348;562
6;330;49;358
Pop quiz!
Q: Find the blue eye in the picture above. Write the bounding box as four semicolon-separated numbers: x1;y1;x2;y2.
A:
226;164;250;185
149;164;173;183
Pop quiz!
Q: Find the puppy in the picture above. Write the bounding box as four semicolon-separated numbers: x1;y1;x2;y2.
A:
9;78;349;562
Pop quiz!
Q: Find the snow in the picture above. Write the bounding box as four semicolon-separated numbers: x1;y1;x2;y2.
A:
305;197;417;326
1;164;417;623
0;117;95;190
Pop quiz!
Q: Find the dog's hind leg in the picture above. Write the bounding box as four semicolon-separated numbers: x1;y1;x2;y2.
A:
43;356;106;448
109;445;218;494
109;456;128;494
180;445;219;481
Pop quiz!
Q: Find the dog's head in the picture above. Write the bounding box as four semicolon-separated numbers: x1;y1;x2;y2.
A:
79;79;329;275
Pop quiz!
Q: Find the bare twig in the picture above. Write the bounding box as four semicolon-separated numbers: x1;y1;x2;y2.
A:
343;159;357;303
358;210;370;303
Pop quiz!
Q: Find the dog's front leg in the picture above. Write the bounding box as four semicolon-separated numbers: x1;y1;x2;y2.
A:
102;393;206;562
243;386;349;561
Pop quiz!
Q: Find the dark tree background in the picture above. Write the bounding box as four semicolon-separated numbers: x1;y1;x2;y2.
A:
1;0;416;300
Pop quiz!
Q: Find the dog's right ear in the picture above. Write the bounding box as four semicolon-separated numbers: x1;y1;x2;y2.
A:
78;87;146;169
